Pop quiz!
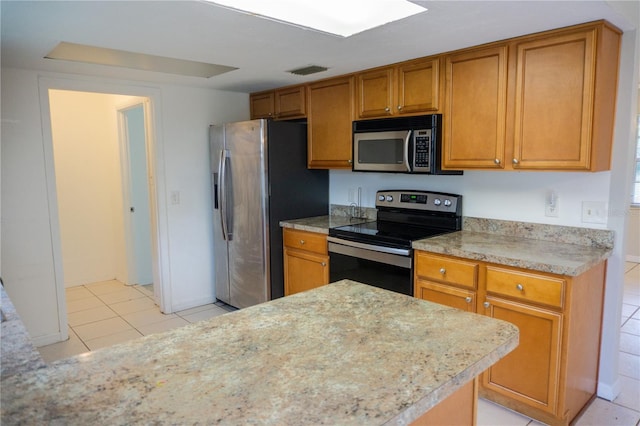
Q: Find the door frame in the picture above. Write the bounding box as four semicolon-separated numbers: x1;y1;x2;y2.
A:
38;77;172;342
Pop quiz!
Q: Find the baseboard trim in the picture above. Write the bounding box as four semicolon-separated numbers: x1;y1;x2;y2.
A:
597;378;622;401
33;329;69;348
169;296;216;314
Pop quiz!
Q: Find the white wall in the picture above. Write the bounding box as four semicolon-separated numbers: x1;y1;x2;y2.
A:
49;90;127;287
331;170;611;227
1;68;249;344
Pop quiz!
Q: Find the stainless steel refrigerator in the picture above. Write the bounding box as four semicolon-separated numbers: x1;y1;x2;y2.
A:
210;119;328;309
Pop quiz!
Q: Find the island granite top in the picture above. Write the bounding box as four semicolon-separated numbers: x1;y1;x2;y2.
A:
1;280;518;425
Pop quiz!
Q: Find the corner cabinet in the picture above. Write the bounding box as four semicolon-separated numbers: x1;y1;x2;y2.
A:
414;251;607;426
307;76;355;169
441;21;621;172
283;228;329;296
355;57;440;119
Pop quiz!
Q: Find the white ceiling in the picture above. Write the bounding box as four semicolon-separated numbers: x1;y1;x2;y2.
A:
1;1;637;94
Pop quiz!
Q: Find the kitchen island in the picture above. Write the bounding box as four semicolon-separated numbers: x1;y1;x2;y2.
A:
1;280;518;425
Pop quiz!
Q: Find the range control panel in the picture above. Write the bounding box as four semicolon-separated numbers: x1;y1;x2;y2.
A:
375;190;462;214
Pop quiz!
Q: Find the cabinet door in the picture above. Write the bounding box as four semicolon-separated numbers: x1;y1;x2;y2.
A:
356;67;395;118
512;29;596;170
250;92;275;119
283;248;329;296
415;279;476;313
275;86;306;119
307;76;355;169
443;45;508;169
482;296;562;415
397;58;439;114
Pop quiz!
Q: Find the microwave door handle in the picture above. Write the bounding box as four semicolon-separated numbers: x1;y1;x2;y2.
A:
404;131;412;172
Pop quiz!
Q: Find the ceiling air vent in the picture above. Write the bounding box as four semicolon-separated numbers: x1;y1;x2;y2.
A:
288;65;328;76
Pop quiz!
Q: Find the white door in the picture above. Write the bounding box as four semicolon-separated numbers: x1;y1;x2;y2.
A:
120;103;153;285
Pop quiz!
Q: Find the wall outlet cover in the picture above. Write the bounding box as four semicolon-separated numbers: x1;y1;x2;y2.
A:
581;201;607;224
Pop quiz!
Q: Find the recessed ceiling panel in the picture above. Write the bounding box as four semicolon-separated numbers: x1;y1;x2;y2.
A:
45;42;238;78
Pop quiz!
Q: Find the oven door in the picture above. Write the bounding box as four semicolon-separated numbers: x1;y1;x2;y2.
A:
328;238;413;296
353;130;411;172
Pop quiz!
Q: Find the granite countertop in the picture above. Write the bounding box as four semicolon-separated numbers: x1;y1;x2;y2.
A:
1;286;46;380
413;217;614;276
1;280;518;425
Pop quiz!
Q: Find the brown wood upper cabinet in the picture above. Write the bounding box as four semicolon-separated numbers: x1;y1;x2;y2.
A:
307;76;355;169
356;58;439;119
442;21;621;171
442;45;508;169
250;85;306;120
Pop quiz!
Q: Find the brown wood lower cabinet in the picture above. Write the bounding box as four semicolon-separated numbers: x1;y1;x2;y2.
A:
414;250;607;426
411;378;477;426
283;228;329;296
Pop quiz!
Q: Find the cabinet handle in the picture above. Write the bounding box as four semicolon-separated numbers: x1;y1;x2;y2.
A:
494;159;501;165
439;268;446;274
516;283;524;291
513;158;519;165
321;262;326;267
385;107;391;112
397;105;403;110
483;301;490;309
300;240;305;245
465;297;472;303
348;159;353;164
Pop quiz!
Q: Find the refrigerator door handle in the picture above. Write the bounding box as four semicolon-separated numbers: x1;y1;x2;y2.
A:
218;149;228;241
220;149;234;241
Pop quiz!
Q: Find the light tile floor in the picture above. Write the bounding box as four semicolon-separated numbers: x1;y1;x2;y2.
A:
38;264;640;425
38;279;235;360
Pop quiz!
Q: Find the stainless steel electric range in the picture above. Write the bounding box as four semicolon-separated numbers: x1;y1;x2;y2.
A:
327;190;462;296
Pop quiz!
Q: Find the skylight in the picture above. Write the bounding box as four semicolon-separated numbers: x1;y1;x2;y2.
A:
207;0;427;37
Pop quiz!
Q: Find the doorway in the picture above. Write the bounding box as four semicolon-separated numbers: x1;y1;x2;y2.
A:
46;88;165;336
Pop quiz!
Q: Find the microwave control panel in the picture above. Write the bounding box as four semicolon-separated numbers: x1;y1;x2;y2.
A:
412;129;432;172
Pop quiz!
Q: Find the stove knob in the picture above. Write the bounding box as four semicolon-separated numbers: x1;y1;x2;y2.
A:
444;199;452;207
386;195;394;202
378;195;385;202
433;198;442;206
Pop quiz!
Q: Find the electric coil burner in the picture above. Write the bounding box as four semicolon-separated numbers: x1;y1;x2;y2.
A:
328;190;462;296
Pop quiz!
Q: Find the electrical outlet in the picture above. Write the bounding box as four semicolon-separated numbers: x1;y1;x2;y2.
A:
545;190;559;217
347;188;355;203
171;190;180;205
581;201;607;224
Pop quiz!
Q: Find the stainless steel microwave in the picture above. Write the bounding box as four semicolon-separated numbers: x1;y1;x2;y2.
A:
352;114;462;175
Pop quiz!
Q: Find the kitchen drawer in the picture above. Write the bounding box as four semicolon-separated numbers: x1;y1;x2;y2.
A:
283;228;327;255
415;252;478;289
485;266;565;308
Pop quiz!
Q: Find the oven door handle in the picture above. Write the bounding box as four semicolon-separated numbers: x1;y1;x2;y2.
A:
327;236;411;257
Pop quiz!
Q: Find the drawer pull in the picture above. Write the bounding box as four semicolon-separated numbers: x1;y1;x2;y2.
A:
439;268;446;274
300;240;305;245
516;283;524;291
483;301;490;309
465;297;472;303
321;262;326;267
